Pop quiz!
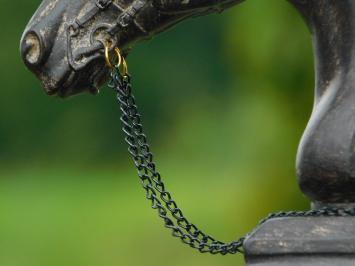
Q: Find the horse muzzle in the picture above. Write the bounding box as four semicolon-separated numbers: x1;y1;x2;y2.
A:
20;0;114;97
21;31;45;67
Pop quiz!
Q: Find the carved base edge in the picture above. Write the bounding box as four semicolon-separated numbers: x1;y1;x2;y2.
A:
243;217;355;266
311;201;355;210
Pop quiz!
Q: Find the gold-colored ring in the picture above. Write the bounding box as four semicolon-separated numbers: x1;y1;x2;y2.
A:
104;42;129;76
104;44;122;69
121;57;128;76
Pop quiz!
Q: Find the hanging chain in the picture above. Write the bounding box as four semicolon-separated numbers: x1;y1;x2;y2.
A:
108;66;355;255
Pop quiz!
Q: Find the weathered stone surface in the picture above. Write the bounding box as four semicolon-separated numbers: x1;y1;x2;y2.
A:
246;256;355;266
244;217;355;266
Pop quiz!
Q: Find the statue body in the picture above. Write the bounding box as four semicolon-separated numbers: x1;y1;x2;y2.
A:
20;0;355;264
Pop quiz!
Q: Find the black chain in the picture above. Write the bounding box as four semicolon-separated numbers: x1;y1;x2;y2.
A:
108;67;355;255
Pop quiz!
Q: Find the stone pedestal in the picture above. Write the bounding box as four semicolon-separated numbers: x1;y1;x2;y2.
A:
244;217;355;266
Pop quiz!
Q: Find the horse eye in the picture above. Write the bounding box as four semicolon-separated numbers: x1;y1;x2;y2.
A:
21;31;44;66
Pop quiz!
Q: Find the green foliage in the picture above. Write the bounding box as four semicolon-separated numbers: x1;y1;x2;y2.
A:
0;0;313;265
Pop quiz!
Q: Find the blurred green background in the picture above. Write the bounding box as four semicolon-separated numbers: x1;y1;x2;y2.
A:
0;0;314;265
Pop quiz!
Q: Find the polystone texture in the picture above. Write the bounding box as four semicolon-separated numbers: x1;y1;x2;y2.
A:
244;217;355;266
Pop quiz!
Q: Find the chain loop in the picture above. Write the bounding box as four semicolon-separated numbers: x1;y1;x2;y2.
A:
109;66;355;255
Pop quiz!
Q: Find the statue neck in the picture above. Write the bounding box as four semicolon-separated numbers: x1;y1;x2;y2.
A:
290;1;355;99
290;1;355;204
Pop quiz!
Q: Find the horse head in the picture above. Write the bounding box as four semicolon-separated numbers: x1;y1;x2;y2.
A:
20;0;244;97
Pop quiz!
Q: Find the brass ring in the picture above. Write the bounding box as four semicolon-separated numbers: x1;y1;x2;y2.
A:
104;44;122;69
104;42;128;76
121;57;128;76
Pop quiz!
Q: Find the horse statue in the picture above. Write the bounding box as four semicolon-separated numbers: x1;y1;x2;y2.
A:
20;0;355;249
20;0;243;97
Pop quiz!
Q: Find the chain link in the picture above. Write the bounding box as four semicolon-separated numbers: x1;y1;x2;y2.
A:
108;67;355;255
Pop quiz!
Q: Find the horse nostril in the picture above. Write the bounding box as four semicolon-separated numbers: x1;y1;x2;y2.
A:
21;31;43;66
